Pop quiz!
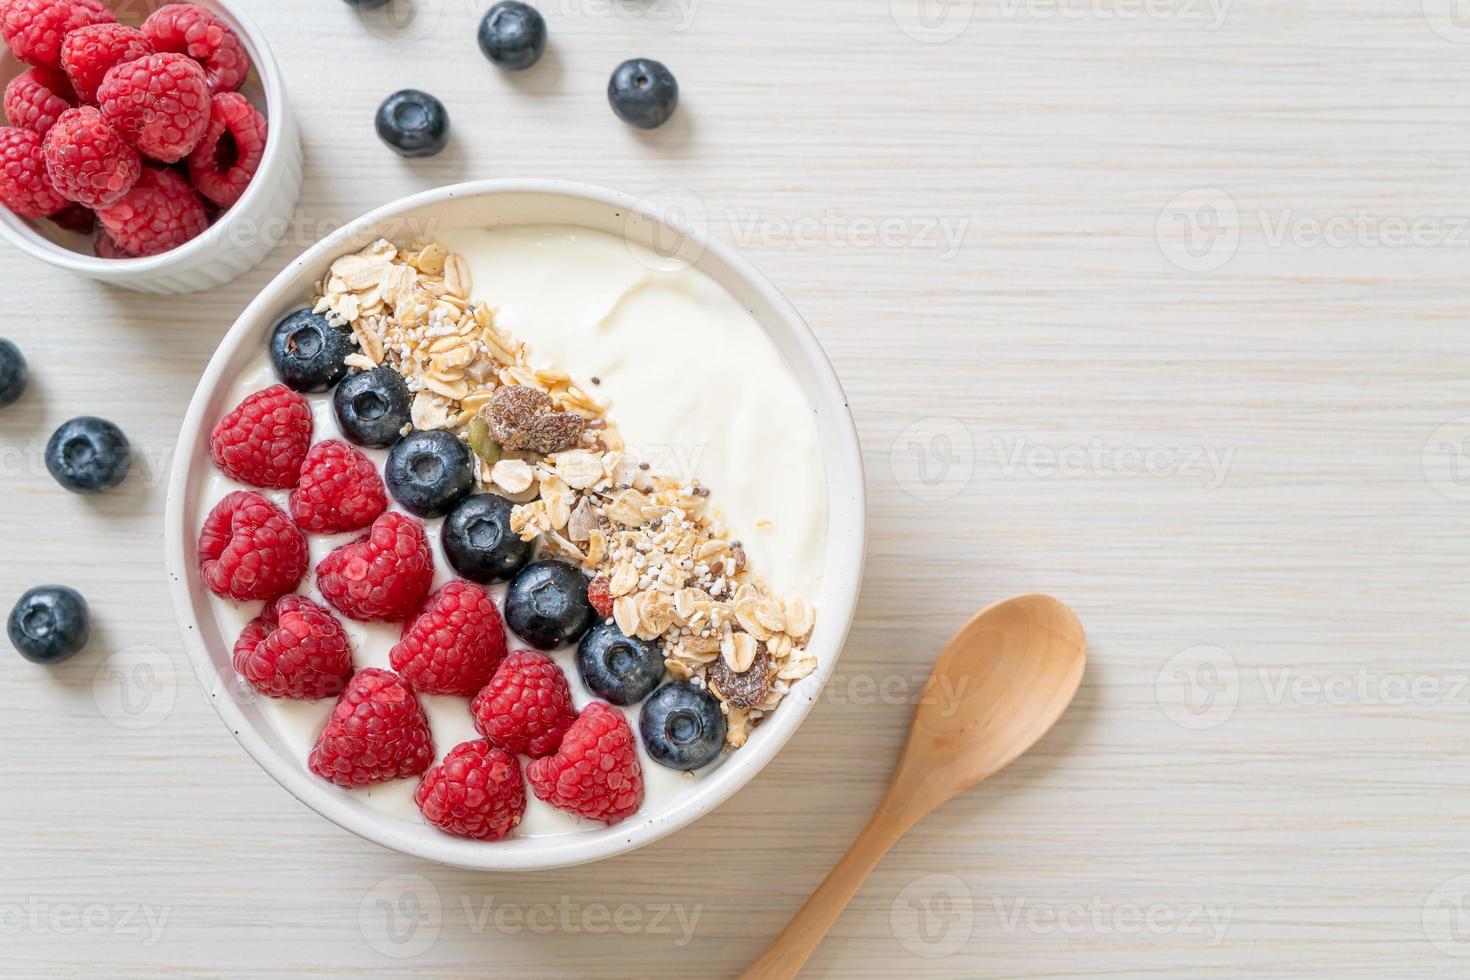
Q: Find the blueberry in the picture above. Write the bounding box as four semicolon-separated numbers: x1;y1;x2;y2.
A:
443;493;533;583
385;429;474;518
0;338;26;408
608;58;678;130
334;367;412;449
640;682;725;771
376;90;450;158
8;586;89;665
478;2;547;71
505;560;595;650
343;0;392;6
269;309;354;393
45;417;131;494
577;622;664;707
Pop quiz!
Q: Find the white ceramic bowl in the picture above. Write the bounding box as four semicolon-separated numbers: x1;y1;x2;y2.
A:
164;179;866;870
0;0;303;294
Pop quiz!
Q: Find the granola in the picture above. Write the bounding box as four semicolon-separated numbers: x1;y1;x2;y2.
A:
313;239;818;752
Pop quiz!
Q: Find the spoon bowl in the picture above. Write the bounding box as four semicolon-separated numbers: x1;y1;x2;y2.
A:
743;594;1086;978
896;594;1087;822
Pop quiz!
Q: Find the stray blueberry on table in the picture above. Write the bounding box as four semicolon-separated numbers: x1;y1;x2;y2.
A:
269;308;355;393
505;560;596;650
577;622;665;707
333;367;412;449
478;1;547;71
640;681;726;770
8;586;90;665
375;90;450;158
608;58;678;130
45;416;132;494
0;338;26;408
442;493;533;583
385;429;475;518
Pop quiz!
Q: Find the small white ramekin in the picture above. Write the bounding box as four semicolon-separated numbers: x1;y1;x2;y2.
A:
0;0;302;294
164;179;867;870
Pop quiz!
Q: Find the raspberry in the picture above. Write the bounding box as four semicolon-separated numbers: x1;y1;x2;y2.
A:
97;52;210;163
4;68;74;137
316;511;435;623
308;668;434;788
43;106;141;209
60;23;153;104
586;574;613;618
0;127;63;217
526;701;643;824
471;650;578;759
414;741;525;841
390;580;508;697
198;490;308;602
141;3;250;95
186;91;264;208
1;0;113;71
48;202;94;234
96;166;208;256
289;439;386;535
232;594;352;700
208;383;313;489
93;230;132;259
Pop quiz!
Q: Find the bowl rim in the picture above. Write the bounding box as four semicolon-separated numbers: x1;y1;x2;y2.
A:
0;0;291;273
163;178;867;870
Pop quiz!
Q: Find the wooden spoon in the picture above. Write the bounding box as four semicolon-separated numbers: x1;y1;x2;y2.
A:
741;594;1087;979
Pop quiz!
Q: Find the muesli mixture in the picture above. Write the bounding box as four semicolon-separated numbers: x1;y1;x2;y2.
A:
310;239;818;749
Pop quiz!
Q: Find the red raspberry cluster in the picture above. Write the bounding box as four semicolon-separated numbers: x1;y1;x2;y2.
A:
197;380;647;841
0;2;265;257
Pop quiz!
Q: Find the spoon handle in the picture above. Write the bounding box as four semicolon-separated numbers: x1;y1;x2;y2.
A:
740;790;918;979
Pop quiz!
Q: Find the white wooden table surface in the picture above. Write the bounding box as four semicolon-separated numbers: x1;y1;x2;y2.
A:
5;0;1470;976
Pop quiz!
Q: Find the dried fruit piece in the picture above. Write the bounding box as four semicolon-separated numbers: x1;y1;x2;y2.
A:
707;645;775;710
586;574;613;618
526;411;585;454
484;384;585;454
485;384;549;448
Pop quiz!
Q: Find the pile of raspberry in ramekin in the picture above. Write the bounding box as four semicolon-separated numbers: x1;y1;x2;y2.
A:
0;1;265;257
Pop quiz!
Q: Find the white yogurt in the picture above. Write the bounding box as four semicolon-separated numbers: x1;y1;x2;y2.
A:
196;224;827;838
438;226;826;598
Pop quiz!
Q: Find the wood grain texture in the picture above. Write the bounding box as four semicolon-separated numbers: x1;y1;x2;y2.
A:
743;596;1088;977
4;0;1470;976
